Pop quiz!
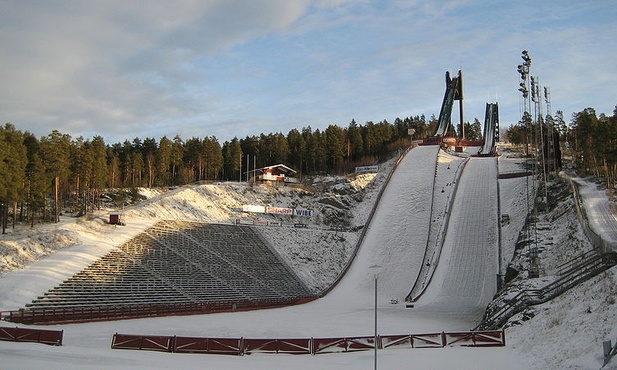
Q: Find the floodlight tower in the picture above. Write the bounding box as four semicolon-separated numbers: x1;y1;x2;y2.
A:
532;76;549;210
517;50;540;278
544;86;559;174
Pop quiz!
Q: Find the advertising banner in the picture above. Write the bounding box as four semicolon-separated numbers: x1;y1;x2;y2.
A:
355;165;379;173
293;209;313;217
265;206;293;215
243;205;313;217
242;205;266;213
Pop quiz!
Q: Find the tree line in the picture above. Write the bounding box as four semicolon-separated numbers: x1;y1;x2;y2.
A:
2;114;485;231
5;102;613;232
504;105;617;190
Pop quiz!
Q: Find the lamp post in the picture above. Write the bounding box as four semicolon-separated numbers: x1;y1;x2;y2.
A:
369;264;382;370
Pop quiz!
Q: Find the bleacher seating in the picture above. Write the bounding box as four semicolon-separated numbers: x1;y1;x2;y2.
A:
25;221;312;310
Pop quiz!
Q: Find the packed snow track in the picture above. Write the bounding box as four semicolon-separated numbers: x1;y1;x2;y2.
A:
325;145;500;327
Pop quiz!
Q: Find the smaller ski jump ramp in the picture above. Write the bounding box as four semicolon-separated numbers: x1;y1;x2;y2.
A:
326;145;439;306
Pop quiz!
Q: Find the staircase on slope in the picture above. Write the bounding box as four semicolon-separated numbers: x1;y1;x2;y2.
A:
478;249;617;330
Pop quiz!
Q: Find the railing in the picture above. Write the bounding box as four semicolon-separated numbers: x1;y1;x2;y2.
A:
478;174;617;330
110;330;505;355
479;247;616;330
476;254;615;330
497;171;533;179
1;297;317;325
556;249;599;276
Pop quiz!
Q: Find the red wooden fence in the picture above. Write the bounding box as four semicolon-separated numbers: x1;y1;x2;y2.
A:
0;326;63;346
312;336;377;354
243;338;312;355
111;330;505;355
175;337;243;355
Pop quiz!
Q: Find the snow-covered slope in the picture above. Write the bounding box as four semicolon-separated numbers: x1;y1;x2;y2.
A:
0;156;393;302
333;145;440;304
1;145;616;369
416;157;499;318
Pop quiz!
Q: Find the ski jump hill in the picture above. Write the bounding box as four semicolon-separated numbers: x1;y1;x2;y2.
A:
329;145;499;321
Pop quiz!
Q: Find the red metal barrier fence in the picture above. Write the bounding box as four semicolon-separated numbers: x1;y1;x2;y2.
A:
0;326;63;346
312;336;377;354
110;333;173;352
244;338;312;355
111;330;505;355
176;337;244;355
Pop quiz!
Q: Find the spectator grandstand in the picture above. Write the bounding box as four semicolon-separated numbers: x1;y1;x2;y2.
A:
24;221;312;311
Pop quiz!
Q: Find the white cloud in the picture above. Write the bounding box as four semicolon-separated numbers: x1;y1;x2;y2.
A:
0;1;310;141
0;0;614;142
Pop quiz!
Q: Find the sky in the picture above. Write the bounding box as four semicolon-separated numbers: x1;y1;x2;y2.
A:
1;0;615;144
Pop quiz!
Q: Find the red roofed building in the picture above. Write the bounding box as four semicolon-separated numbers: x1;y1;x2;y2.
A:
251;164;298;184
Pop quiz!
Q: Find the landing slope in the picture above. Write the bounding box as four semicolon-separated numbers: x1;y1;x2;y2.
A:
325;145;439;305
416;157;499;318
320;146;500;329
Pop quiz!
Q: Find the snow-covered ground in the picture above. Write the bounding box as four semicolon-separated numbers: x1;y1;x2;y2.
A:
1;145;616;369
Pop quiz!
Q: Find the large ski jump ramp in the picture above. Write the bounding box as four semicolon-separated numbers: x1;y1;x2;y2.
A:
323;146;499;327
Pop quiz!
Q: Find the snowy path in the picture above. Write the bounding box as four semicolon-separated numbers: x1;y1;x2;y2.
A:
572;177;617;246
414;157;499;320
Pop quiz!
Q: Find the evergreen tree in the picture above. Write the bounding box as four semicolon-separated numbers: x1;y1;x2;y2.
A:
258;133;272;166
170;135;184;185
203;136;223;180
571;108;599;175
325;125;345;172
465;118;483;140
40;130;72;223
70;136;94;214
240;135;260;179
142;137;157;188
427;114;439;137
347;119;364;162
89;136;109;210
272;132;289;165
131;138;145;187
23;132;47;226
286;128;305;176
0;124;27;232
107;144;121;188
302;127;316;174
156;136;172;186
184;137;204;182
222;138;242;181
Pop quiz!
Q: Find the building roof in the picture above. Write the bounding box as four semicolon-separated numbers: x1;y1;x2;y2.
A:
258;164;297;174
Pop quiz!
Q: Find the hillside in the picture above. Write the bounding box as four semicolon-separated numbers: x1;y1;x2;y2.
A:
1;146;617;369
0;157;393;297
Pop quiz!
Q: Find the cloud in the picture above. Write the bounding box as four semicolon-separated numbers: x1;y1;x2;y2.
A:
0;1;309;141
0;0;615;143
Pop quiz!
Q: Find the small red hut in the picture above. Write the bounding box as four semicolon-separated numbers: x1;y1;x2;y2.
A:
109;212;125;225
